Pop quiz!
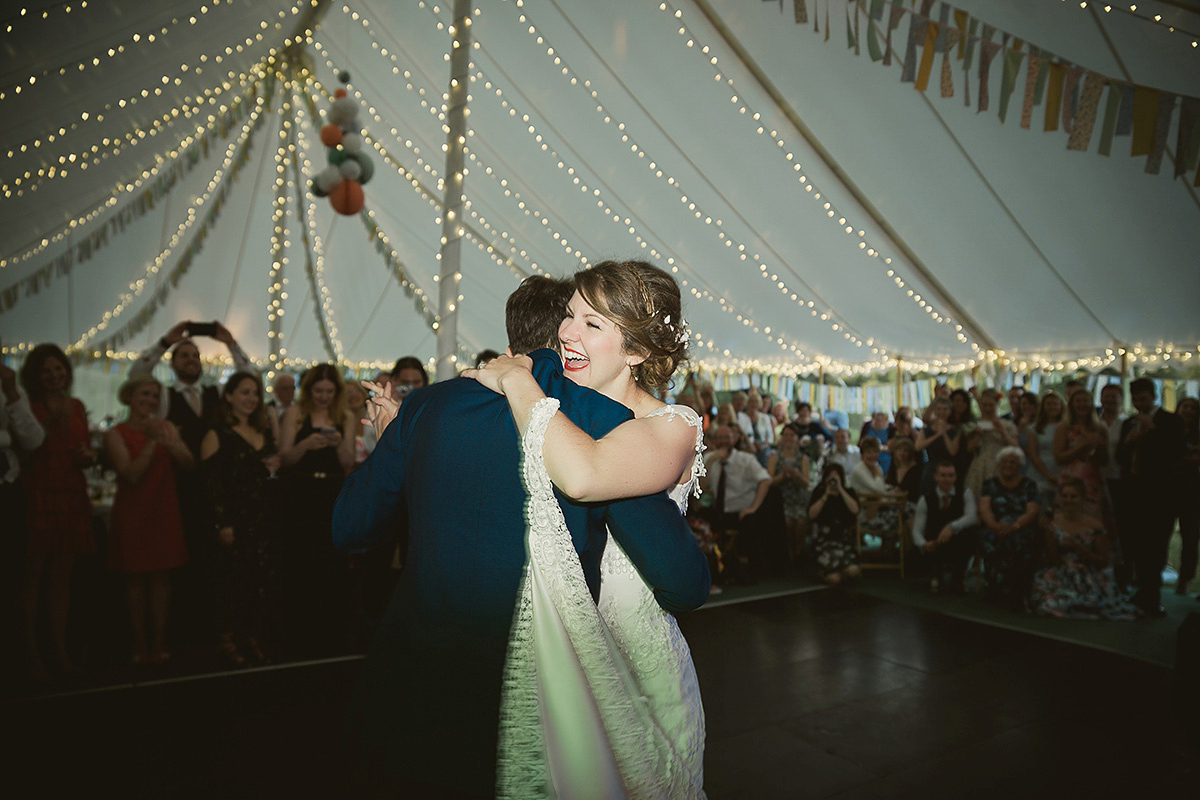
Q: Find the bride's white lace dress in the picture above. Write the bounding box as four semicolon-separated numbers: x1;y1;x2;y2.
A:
496;400;706;800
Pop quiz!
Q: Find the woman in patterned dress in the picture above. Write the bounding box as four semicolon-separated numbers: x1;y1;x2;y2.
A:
979;446;1042;608
768;423;811;564
807;461;861;586
1030;477;1137;619
200;372;281;666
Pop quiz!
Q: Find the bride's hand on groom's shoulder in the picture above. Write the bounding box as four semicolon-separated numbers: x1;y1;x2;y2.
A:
461;352;532;395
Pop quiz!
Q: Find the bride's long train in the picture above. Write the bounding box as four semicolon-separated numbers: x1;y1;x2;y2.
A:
495;399;706;800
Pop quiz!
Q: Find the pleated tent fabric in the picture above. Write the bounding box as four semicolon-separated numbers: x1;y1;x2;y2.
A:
2;0;1197;376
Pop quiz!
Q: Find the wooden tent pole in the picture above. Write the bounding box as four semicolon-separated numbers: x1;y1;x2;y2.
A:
895;358;903;409
435;0;472;381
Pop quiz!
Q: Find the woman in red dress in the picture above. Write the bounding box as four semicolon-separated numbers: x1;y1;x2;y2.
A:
19;344;96;679
104;375;193;665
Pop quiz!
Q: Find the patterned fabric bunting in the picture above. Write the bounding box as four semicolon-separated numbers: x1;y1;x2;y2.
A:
1067;72;1106;151
884;4;905;66
915;22;939;92
1021;56;1044;130
794;0;807;24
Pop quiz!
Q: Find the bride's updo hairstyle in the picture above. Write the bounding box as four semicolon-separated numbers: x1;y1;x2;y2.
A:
574;259;688;393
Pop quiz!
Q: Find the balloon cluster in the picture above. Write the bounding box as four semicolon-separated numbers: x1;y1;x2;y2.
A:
310;71;375;216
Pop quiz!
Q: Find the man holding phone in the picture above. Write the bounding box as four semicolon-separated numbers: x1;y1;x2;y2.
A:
131;319;255;450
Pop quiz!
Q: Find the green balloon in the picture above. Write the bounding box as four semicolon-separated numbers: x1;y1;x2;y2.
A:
327;147;348;166
310;178;329;198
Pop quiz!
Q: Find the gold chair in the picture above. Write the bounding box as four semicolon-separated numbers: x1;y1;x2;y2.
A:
855;492;909;576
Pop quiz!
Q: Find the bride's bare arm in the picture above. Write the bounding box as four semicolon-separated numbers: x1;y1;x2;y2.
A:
464;355;694;502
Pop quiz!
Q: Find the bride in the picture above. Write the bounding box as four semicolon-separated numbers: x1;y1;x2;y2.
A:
466;260;707;799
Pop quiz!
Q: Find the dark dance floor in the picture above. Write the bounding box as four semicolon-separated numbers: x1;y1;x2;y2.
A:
5;589;1198;798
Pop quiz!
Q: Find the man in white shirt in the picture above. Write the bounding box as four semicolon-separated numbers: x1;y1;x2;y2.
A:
826;428;861;473
130;320;255;457
737;391;776;466
911;461;979;593
701;425;772;583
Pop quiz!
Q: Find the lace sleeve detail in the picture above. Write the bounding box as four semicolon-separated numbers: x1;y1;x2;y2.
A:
645;405;707;504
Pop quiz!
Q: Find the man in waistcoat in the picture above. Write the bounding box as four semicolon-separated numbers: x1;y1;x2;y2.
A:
911;461;979;593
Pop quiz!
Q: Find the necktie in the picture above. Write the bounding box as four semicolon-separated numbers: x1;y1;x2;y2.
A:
184;385;202;416
716;459;729;514
940;494;951;511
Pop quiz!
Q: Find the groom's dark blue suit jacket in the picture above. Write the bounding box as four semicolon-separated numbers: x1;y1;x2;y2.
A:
332;348;709;796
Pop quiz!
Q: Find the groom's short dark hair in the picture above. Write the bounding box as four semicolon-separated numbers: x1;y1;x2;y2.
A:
506;275;574;354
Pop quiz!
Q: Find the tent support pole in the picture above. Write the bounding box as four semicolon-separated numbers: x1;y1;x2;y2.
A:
895;358;903;409
435;0;473;381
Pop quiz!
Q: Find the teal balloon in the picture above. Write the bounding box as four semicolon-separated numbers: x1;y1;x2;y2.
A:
310;178;329;198
351;152;375;184
327;147;348;166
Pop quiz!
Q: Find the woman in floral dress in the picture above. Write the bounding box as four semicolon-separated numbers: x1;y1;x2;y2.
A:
1030;478;1138;620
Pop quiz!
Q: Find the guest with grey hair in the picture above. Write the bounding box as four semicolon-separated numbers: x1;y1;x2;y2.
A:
979;446;1042;609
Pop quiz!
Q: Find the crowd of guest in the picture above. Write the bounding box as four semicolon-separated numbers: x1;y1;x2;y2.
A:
5;327;1198;686
5;321;428;684
675;377;1197;619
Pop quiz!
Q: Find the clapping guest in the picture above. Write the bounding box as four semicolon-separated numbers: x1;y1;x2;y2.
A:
1030;478;1138;619
279;363;355;654
1026;392;1064;510
793;401;834;443
979;447;1041;609
848;437;903;537
104;376;193;665
738;391;775;466
916;397;961;493
1014;393;1041;470
770;400;790;441
1054;389;1110;519
200;372;281;667
807;462;860;586
19;344;96;679
886;436;923;505
767;423;811;564
963;389;1019;499
827;428;861;473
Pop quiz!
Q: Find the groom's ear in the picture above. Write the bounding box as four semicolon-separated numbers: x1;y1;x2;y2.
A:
506;346;514;357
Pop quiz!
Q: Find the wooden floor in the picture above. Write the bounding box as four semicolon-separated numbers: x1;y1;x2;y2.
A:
5;589;1198;798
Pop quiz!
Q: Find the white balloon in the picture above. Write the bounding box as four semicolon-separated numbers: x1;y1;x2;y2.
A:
338;159;362;181
316;165;341;191
340;132;362;153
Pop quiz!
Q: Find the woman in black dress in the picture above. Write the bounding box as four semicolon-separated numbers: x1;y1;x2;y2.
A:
807;462;861;586
200;372;281;666
278;364;355;655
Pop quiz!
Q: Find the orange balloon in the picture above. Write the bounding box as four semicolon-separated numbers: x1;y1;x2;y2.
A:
334;88;348;98
329;179;364;215
320;124;343;147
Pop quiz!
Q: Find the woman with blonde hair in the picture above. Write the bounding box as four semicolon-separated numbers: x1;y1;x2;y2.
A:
104;374;192;665
279;363;356;655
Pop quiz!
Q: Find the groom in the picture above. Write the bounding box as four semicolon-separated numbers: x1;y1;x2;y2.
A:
333;275;710;798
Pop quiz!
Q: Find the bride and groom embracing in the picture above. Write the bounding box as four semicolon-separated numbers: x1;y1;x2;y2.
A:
334;260;711;799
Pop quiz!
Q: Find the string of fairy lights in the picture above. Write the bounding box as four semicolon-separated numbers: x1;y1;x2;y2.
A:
290;75;343;363
3;1;1198;378
66;85;271;356
2;67;265;199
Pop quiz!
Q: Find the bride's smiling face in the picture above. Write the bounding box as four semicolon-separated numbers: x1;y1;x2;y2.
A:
558;291;642;394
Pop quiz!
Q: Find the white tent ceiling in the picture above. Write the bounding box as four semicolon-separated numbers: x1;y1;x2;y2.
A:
2;0;1198;378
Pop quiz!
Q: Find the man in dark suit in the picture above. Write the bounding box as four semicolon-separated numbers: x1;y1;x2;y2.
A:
332;275;709;798
1117;377;1185;616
